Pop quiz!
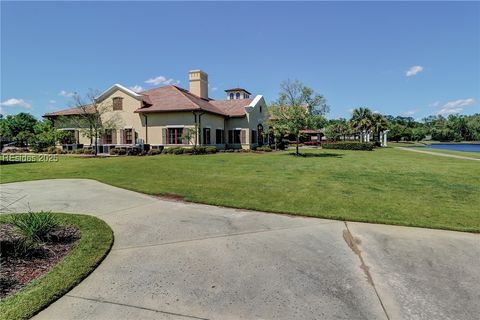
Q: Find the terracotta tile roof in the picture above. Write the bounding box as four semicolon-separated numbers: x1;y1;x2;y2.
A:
209;99;253;117
224;88;252;95
43;104;95;117
44;85;253;118
135;86;228;116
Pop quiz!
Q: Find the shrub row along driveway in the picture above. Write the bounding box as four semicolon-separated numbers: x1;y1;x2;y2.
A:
1;179;478;320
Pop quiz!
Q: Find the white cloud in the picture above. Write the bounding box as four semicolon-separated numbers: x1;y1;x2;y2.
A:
144;75;180;86
211;87;218;92
129;85;145;92
0;98;32;110
406;65;424;77
58;90;75;97
429;101;440;107
49;100;56;104
437;98;476;115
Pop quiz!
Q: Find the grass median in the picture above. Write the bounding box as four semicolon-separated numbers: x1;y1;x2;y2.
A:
1;147;479;232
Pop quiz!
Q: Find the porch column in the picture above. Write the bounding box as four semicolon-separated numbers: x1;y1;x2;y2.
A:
383;130;389;147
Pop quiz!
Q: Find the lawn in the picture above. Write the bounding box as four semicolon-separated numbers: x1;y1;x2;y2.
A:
0;213;113;320
1;147;479;232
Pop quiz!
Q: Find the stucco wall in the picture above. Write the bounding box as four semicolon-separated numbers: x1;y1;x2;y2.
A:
225;96;267;149
100;89;144;144
51;90;266;150
144;111;226;147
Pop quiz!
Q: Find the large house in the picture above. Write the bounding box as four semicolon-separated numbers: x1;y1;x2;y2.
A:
44;70;267;152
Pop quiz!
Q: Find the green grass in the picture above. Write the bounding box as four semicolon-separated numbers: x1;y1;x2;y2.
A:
1;148;479;232
0;213;113;320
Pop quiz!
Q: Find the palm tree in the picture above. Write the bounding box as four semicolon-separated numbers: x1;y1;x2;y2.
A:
350;107;373;142
371;113;389;143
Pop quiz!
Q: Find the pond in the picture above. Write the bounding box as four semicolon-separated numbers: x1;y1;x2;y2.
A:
417;144;480;153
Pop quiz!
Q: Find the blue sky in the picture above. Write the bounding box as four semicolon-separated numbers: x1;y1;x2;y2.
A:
1;1;479;120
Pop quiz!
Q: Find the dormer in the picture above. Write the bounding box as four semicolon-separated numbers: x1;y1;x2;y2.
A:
225;88;252;100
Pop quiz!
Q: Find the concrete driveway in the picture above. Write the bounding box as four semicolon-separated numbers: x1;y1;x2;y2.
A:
1;179;478;320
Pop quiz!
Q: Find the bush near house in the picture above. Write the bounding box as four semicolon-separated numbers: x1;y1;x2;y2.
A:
161;146;218;155
255;145;273;152
322;141;375;151
304;141;321;146
147;149;163;156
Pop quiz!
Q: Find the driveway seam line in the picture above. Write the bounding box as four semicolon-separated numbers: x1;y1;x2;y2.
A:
343;222;391;320
112;221;341;251
65;294;210;320
97;202;158;216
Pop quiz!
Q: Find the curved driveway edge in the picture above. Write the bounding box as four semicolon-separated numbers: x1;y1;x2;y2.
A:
396;146;480;161
1;179;478;320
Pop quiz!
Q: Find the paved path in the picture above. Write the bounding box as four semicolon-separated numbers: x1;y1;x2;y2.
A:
397;146;480;161
1;179;479;320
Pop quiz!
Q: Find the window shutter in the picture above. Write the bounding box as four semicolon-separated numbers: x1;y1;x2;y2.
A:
162;128;167;144
132;128;136;144
112;130;117;145
182;128;187;144
240;130;246;144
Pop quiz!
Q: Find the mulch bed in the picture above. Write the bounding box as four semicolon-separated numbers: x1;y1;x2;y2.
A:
0;224;80;298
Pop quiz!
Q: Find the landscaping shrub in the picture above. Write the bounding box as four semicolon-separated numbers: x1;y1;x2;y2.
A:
191;146;206;155
47;146;61;154
256;145;272;152
83;149;95;155
126;148;141;156
10;211;58;242
183;148;193;155
173;148;184;155
304;141;321;146
205;146;217;154
147;149;162;156
2;148;29;153
322;141;375;151
143;144;151;152
109;148;119;155
74;149;84;154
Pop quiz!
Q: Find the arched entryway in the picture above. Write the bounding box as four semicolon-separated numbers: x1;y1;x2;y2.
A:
257;124;264;146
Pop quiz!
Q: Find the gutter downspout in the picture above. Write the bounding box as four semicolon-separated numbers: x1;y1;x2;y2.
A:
198;112;205;146
144;114;148;144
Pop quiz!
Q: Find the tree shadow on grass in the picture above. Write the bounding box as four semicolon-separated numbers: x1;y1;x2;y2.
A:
285;152;344;158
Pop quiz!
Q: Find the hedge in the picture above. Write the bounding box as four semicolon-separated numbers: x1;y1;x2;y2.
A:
322;141;375;151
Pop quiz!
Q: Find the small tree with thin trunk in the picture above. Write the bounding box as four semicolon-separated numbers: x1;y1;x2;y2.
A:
181;126;198;147
59;90;121;155
268;80;329;155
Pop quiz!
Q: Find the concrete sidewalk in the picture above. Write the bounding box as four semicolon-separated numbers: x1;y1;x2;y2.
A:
1;179;478;320
397;146;480;161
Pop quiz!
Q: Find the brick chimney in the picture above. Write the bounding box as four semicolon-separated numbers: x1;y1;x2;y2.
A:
189;70;208;99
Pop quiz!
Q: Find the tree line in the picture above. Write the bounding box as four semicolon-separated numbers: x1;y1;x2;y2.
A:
323;112;480;143
0;113;76;151
1;81;479;154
